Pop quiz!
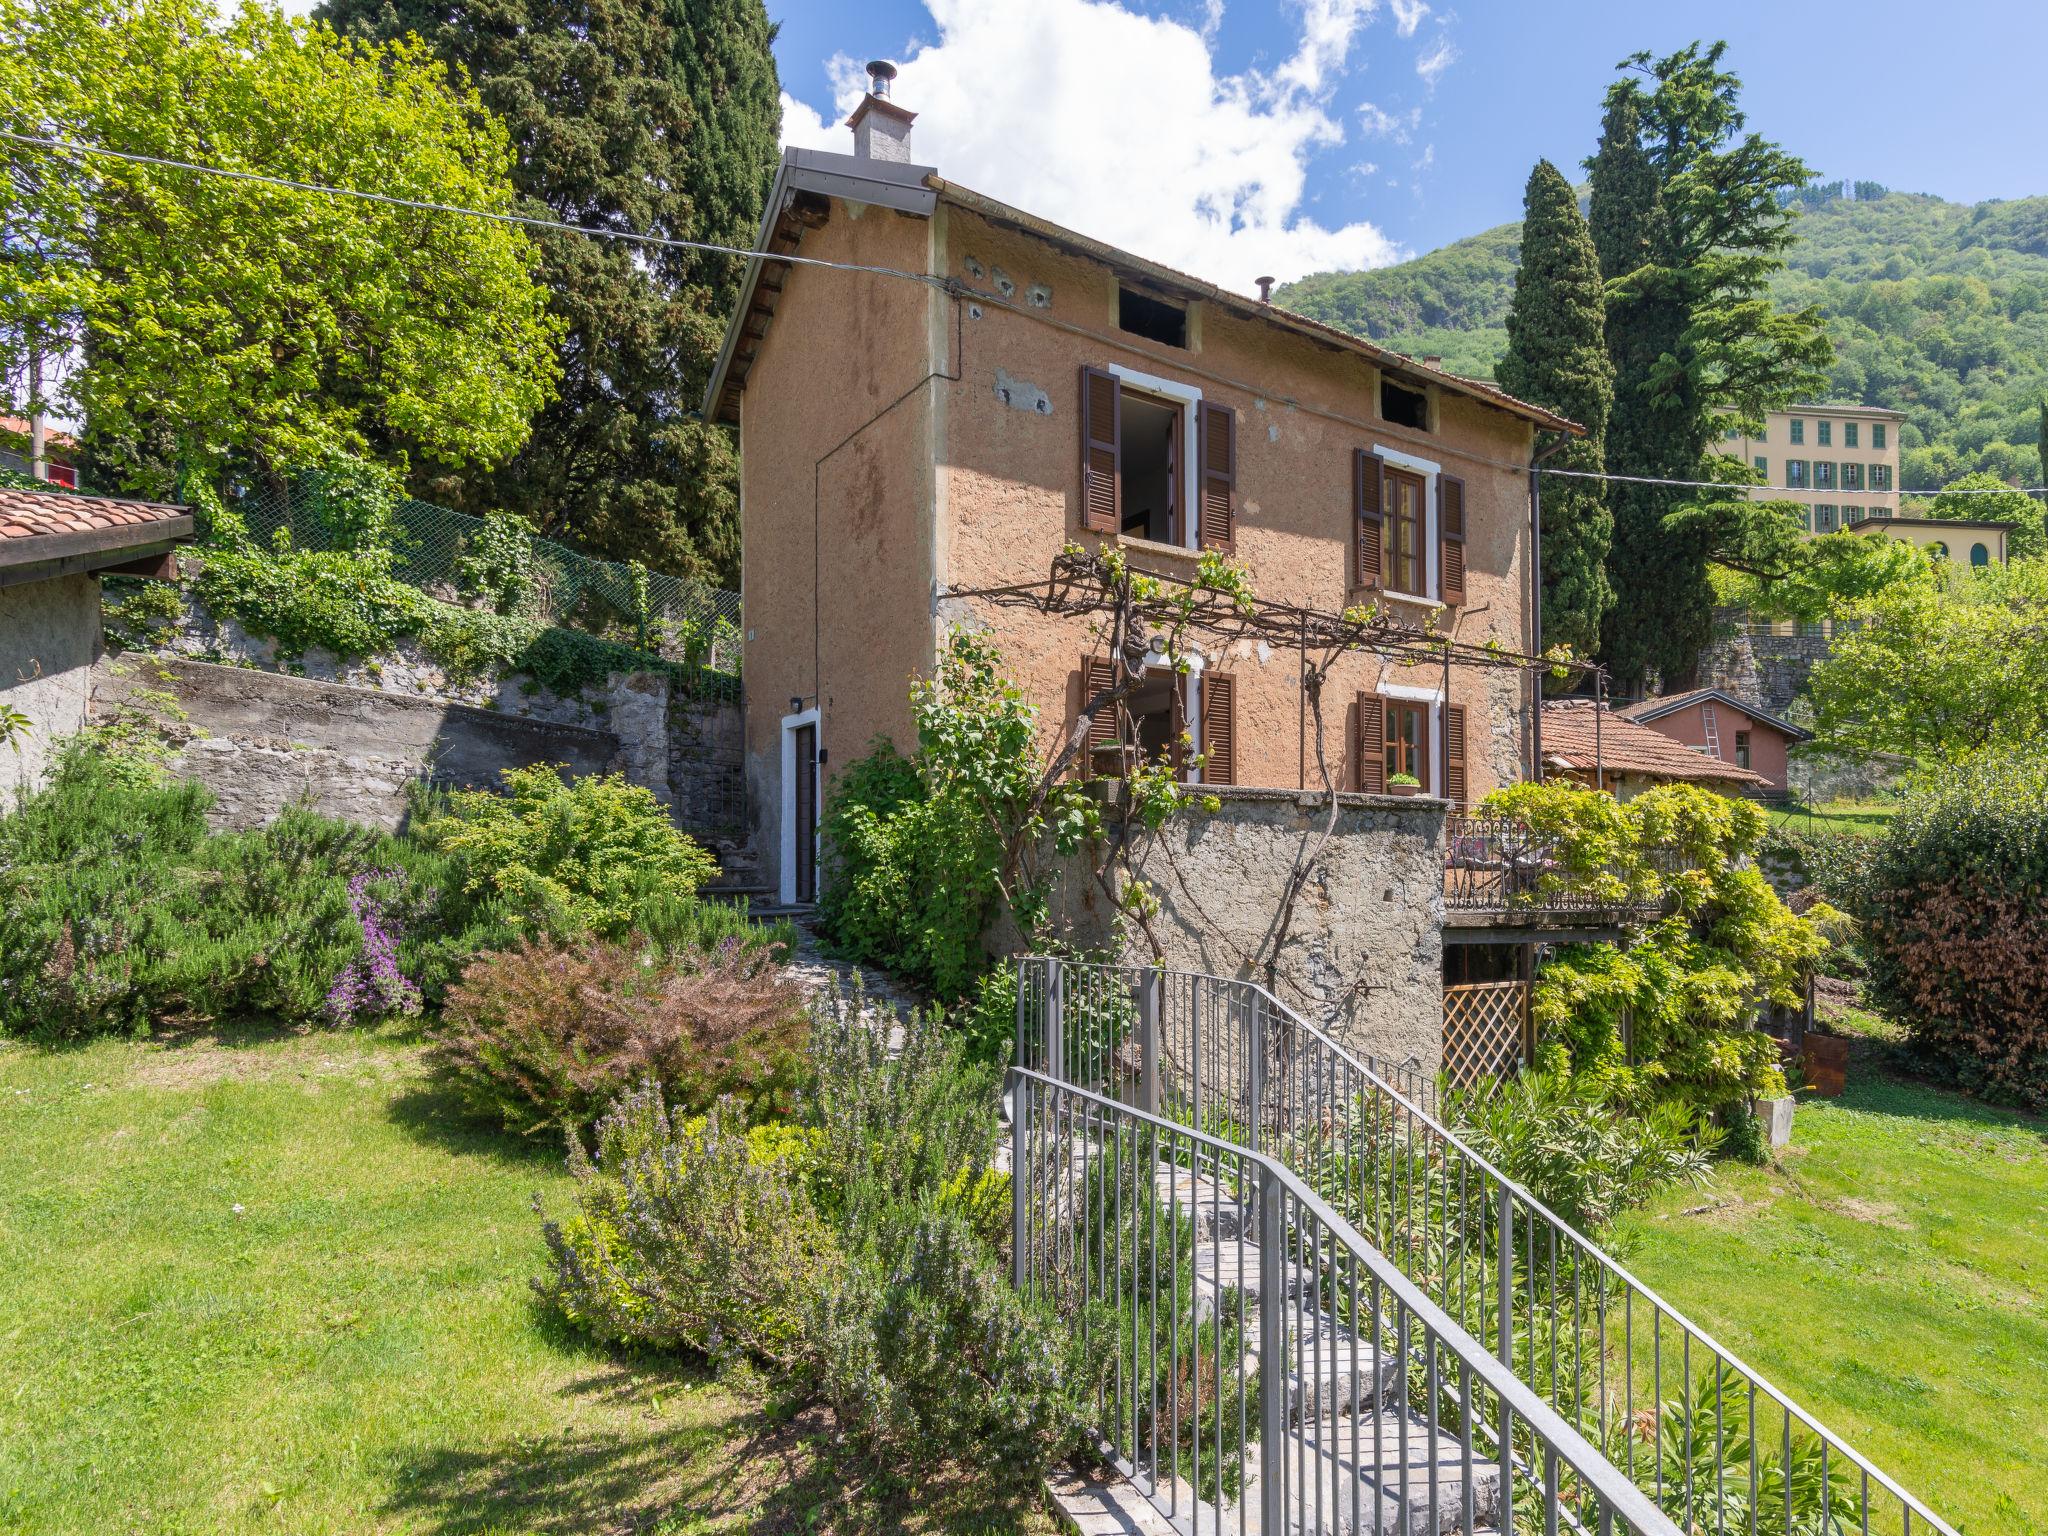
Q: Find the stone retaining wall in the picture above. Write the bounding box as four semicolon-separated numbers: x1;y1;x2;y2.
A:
1024;787;1449;1075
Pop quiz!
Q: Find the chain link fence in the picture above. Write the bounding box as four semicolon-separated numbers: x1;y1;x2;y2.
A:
240;482;743;675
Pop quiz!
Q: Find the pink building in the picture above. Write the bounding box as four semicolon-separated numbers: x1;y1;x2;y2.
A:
1619;688;1808;797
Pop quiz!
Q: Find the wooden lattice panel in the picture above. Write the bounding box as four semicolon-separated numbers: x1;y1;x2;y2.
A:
1441;981;1531;1087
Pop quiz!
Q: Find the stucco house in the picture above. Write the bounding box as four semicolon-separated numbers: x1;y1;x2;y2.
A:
1619;687;1808;797
1541;699;1772;798
705;75;1574;908
1;486;193;798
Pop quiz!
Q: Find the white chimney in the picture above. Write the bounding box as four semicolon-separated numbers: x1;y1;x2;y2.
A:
848;60;915;162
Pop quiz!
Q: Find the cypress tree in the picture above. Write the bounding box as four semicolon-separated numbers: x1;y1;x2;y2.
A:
1496;160;1614;660
1584;45;1829;690
2037;397;2047;496
320;0;781;583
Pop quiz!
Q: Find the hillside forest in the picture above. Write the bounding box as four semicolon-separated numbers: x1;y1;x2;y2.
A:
1280;188;2048;492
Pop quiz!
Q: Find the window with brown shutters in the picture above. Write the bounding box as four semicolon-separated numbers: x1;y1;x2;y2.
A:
1440;474;1467;605
1079;366;1121;533
1199;672;1235;785
1353;449;1384;589
1443;702;1468;807
1081;655;1118;771
1196;401;1235;552
1355;692;1385;794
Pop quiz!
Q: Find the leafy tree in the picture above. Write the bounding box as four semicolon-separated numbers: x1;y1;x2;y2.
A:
1707;524;1924;624
1807;557;2048;763
0;0;559;495
1588;43;1832;690
320;0;780;582
1497;159;1613;658
1918;470;2045;560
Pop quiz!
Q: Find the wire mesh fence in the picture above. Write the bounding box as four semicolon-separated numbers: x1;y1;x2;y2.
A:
239;482;743;675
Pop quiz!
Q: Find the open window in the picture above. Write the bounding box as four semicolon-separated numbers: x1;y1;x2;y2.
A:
1118;286;1187;348
1381;378;1430;431
1078;366;1234;550
1079;659;1235;784
1120;389;1181;543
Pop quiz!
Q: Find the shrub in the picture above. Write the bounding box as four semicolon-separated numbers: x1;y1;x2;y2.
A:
436;935;806;1134
1445;1073;1721;1233
1854;751;2048;1107
537;1084;838;1365
821;1212;1097;1492
424;765;718;938
454;509;537;615
0;752;506;1039
301;453;402;552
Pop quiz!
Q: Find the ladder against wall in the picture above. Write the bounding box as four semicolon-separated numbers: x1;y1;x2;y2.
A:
1700;701;1722;758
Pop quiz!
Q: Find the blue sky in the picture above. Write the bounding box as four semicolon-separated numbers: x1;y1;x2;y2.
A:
771;0;2048;287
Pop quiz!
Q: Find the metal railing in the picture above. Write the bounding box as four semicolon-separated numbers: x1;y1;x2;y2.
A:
1444;816;1684;915
1017;956;1959;1536
1013;1067;1682;1536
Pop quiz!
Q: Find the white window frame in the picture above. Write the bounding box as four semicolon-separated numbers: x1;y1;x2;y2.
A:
1132;645;1205;777
778;706;821;907
1110;363;1203;550
1373;442;1442;603
1377;680;1444;796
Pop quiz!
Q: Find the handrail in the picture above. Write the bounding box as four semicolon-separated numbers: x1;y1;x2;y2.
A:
1011;1065;1683;1536
1017;955;1960;1536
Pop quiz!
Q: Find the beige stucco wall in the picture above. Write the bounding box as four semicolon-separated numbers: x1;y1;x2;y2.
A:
737;201;942;896
930;203;1536;803
0;574;101;802
1727;405;1904;529
1856;519;2007;564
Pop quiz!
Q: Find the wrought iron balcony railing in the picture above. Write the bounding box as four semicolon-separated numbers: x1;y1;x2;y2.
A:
1443;814;1685;916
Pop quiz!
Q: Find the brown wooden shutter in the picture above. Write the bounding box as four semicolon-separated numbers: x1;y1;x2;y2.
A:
1197;401;1236;552
1439;474;1467;605
1355;692;1385;794
1200;672;1235;785
1444;702;1468;807
1354;449;1384;588
1080;366;1121;533
1083;655;1119;759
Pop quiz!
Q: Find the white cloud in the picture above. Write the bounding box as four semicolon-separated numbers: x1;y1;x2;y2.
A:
1356;101;1420;142
777;0;1406;287
1415;33;1457;87
1389;0;1429;37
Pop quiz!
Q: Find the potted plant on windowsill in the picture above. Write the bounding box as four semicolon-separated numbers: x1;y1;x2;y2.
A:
1386;773;1423;798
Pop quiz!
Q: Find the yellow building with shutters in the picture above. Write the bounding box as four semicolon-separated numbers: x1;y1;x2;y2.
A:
1723;403;1905;534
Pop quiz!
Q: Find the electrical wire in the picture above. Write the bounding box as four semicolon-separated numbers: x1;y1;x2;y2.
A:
8;129;2045;501
0;129;952;292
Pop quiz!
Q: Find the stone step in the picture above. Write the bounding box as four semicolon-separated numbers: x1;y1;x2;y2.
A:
1191;1237;1316;1320
1153;1163;1253;1241
1270;1300;1405;1421
1275;1409;1506;1536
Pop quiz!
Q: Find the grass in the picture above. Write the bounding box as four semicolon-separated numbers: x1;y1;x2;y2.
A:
1764;799;1898;837
1612;1043;2048;1536
0;1027;1052;1536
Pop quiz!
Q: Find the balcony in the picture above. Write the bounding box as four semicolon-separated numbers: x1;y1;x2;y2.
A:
1443;813;1682;928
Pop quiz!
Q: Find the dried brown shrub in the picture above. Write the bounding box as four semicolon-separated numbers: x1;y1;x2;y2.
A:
434;935;805;1134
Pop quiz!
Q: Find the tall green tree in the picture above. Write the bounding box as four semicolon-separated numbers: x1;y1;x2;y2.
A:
0;0;559;493
320;0;781;583
1585;43;1831;690
1496;159;1613;659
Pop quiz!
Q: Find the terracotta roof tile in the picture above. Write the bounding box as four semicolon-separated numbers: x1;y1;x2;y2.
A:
1542;700;1768;787
0;485;190;543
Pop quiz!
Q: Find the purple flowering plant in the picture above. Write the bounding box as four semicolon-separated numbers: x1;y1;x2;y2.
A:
326;868;426;1024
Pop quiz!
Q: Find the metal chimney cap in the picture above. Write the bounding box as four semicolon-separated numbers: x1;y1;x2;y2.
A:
866;60;898;96
1255;276;1275;302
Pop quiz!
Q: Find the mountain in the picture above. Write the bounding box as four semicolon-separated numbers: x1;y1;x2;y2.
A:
1278;189;2048;489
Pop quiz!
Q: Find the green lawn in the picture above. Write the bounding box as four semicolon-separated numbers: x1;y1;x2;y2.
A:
1765;800;1898;837
1612;1049;2048;1536
0;1028;1049;1536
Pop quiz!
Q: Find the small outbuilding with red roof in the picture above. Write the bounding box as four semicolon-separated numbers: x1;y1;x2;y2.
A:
1;484;194;797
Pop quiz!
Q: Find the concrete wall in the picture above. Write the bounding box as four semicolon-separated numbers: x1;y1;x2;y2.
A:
91;656;746;844
0;574;102;800
1034;787;1450;1074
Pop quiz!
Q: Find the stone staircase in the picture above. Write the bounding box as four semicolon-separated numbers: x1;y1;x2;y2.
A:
1040;1136;1504;1536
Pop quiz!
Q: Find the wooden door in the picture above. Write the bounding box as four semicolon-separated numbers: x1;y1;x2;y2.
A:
793;722;817;903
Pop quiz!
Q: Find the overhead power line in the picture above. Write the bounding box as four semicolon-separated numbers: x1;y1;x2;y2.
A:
0;129;951;291
7;130;2047;500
